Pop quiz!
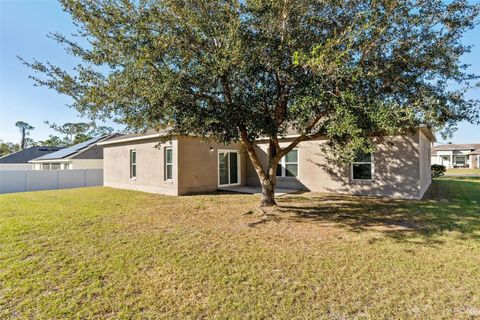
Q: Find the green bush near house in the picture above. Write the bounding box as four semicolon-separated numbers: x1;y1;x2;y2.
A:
431;164;447;178
0;177;479;319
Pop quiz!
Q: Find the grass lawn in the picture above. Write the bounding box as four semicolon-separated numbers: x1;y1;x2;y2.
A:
1;177;479;319
446;168;480;175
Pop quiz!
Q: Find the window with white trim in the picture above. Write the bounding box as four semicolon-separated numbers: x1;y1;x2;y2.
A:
454;155;466;166
51;163;61;170
351;152;373;180
276;149;298;177
164;147;173;181
130;149;136;178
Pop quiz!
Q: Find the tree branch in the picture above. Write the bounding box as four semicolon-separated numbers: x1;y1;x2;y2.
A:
277;112;325;158
240;128;268;183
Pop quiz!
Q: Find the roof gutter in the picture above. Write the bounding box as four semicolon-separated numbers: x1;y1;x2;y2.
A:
97;133;165;146
98;126;436;146
29;159;72;163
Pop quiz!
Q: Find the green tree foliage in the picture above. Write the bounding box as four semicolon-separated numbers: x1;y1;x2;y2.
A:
23;137;38;148
44;121;91;144
89;125;114;137
0;140;20;157
15;121;34;150
22;0;480;206
45;121;113;145
38;135;68;147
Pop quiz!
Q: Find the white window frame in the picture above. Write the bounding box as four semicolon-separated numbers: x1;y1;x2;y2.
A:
453;155;467;166
217;149;241;187
164;147;173;181
351;153;375;181
129;149;136;179
50;163;61;170
276;149;299;178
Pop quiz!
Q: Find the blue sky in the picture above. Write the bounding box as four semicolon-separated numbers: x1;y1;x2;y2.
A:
1;0;479;145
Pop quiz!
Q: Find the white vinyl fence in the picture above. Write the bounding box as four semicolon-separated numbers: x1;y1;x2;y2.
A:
0;169;103;194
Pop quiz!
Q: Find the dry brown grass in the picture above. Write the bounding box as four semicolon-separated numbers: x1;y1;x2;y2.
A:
1;177;479;319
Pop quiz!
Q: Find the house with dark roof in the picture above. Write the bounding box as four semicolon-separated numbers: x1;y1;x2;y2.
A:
29;134;121;170
431;143;480;168
98;127;435;199
0;146;64;171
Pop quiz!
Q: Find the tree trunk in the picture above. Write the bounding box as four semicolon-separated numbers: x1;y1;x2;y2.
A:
20;129;26;150
240;131;278;207
260;180;276;207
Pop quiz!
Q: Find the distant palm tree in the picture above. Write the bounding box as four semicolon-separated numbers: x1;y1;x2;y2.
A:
15;121;34;150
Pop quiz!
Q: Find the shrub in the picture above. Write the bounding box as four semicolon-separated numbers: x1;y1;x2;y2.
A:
432;164;446;178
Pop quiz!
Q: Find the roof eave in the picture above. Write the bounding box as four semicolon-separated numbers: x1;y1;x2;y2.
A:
98;126;436;146
29;159;72;163
97;133;168;145
418;126;436;142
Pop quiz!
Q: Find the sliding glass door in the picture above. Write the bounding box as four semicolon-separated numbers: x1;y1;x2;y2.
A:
218;151;240;186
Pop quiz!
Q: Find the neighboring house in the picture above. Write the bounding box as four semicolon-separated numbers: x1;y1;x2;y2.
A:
30;134;120;170
99;127;434;199
431;143;480;168
0;146;64;171
470;149;480;169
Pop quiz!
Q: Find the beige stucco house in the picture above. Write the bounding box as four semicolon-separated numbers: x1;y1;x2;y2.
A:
99;127;435;199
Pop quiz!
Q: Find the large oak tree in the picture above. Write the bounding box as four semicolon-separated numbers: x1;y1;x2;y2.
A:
23;0;480;206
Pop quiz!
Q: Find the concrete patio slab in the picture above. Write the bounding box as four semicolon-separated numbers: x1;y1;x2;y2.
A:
217;186;301;196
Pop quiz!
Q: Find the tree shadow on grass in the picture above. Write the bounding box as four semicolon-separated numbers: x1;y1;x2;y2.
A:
251;178;480;245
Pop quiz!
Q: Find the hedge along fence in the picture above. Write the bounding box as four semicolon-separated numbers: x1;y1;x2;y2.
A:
0;169;103;194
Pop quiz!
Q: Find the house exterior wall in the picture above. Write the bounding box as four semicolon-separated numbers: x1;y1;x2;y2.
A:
246;129;430;199
432;150;453;168
471;155;479;169
31;160;103;170
103;138;179;195
176;137;245;195
419;130;432;198
102;129;432;199
70;159;103;169
30;161;65;170
103;136;246;196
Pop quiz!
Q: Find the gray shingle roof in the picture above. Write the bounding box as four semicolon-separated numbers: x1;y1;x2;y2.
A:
432;143;480;155
0;146;64;164
72;144;104;159
470;148;480;155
